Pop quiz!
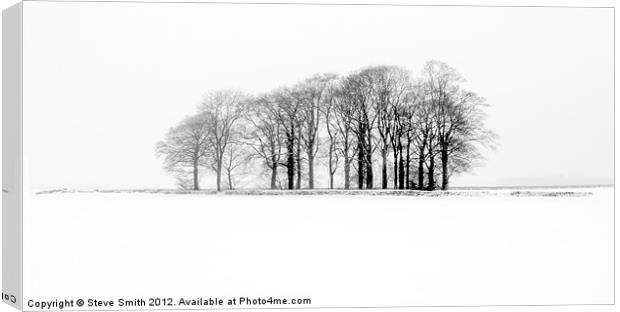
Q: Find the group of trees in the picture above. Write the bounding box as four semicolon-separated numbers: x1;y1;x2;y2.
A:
156;60;495;191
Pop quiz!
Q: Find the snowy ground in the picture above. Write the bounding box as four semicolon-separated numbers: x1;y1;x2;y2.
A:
23;186;613;308
35;186;600;197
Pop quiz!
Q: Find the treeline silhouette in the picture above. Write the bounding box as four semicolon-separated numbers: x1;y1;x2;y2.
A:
156;60;496;191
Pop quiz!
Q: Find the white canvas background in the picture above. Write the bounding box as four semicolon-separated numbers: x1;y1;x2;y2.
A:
0;0;617;312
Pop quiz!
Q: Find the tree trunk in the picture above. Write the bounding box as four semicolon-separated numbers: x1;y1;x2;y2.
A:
428;152;435;191
441;148;449;190
398;141;405;190
344;157;351;190
418;148;425;190
328;147;334;189
366;151;373;189
287;126;295;190
308;152;314;189
270;162;277;190
287;157;294;189
296;139;302;189
366;126;373;189
393;150;399;189
193;159;199;191
357;138;365;189
308;111;315;190
381;148;388;189
405;140;411;189
227;169;233;190
216;165;222;192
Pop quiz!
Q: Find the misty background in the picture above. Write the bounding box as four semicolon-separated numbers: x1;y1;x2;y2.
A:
22;2;613;190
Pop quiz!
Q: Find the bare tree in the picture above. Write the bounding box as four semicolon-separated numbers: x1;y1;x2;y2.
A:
423;60;496;190
410;81;433;191
365;66;412;189
297;73;338;189
155;114;210;190
323;80;342;189
199;90;246;191
438;90;496;189
330;78;358;189
245;93;284;189
424;60;460;190
273;87;303;190
342;70;376;189
397;87;420;189
426;121;439;191
363;65;411;189
222;141;250;190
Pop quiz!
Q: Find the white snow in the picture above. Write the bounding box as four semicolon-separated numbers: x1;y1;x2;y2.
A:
23;187;613;308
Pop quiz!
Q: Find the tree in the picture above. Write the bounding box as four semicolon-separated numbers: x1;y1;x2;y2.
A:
342;70;376;189
366;66;412;189
397;87;419;189
298;73;337;189
413;95;432;190
245;93;284;189
199;90;246;191
423;60;495;190
222;141;249;190
364;65;411;189
323;79;342;189
426;116;439;191
438;90;496;189
274;87;303;190
155;114;210;190
330;78;358;189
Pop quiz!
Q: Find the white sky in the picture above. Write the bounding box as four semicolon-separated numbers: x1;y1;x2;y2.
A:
22;1;614;189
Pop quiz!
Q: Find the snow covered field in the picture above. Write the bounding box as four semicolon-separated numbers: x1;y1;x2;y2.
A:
23;186;613;308
36;186;597;197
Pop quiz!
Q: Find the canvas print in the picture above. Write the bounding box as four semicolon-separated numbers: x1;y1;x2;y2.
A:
8;1;615;309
